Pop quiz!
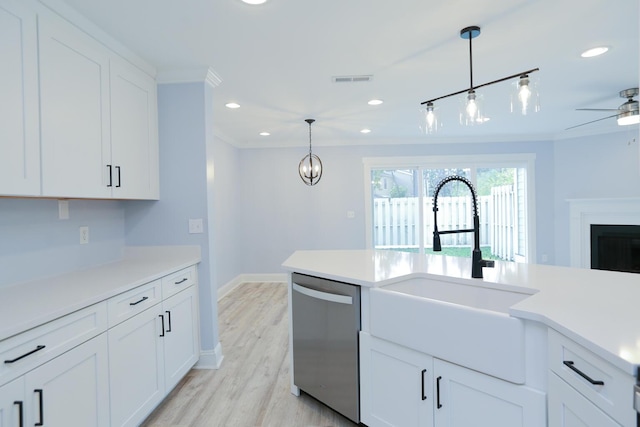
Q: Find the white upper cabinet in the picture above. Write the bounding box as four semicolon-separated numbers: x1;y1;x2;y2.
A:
39;10;111;199
0;0;40;196
110;58;159;199
7;2;161;200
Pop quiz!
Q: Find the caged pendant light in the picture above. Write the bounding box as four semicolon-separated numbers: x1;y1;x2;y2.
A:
421;26;540;131
298;119;323;186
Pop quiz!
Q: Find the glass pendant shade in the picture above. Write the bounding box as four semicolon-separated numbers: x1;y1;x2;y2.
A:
460;90;484;125
299;119;322;185
424;102;439;134
511;74;540;115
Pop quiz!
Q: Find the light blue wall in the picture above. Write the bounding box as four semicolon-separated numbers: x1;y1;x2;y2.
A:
124;82;219;352
238;139;556;274
553;129;640;266
0;199;125;287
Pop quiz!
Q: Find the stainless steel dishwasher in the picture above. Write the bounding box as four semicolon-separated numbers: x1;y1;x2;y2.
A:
291;273;361;424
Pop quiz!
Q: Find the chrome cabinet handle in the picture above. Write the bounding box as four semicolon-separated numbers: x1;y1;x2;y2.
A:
4;345;46;364
563;361;605;385
292;283;353;305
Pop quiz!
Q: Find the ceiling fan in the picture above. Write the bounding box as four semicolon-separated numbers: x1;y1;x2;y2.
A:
567;88;639;130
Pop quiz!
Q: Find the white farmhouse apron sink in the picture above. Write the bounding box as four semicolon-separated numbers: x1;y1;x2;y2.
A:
369;277;535;384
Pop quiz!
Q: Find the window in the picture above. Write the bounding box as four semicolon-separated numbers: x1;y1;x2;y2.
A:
364;154;536;263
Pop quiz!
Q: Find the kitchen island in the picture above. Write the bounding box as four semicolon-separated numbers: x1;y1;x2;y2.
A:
283;249;640;427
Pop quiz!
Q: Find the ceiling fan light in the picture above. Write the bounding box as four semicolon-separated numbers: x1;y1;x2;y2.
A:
617;111;640;126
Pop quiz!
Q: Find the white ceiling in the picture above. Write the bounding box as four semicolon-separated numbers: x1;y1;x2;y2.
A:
61;0;639;148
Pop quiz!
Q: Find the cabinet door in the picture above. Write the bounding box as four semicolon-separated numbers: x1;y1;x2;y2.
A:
548;372;621;427
108;304;164;427
433;358;546;427
39;11;111;198
360;333;433;427
24;334;110;427
162;286;199;392
0;377;25;427
0;0;40;196
110;58;159;200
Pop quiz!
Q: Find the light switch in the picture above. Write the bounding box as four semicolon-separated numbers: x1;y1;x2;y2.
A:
347;211;356;219
58;200;69;220
189;218;204;234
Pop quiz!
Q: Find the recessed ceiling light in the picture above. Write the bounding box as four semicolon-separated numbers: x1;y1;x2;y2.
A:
242;0;267;4
225;102;240;109
368;99;383;106
259;132;270;136
581;46;609;58
360;129;371;134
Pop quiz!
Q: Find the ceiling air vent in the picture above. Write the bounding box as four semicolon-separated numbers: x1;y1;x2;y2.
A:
332;75;373;83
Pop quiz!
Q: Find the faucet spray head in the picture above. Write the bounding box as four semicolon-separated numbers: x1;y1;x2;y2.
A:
433;231;442;251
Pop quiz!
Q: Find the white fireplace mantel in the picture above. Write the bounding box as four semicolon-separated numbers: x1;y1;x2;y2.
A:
569;197;640;268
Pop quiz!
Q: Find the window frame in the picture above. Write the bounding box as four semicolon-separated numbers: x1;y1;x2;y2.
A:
363;154;537;263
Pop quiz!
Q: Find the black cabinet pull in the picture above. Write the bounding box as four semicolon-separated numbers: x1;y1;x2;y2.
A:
13;401;23;427
174;278;188;285
159;314;165;337
563;360;605;385
115;166;121;188
421;369;427;401
165;310;172;333
129;296;148;306
4;345;46;364
436;376;443;408
107;164;113;187
34;389;44;426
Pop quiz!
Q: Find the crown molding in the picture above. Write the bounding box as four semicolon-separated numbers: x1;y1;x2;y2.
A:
157;68;222;88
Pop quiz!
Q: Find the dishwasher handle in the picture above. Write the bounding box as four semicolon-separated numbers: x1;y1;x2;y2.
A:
293;283;353;305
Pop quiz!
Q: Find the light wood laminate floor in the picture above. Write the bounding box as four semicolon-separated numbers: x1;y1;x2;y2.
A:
141;282;359;427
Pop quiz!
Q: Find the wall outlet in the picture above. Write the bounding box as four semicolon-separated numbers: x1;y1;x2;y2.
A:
79;226;89;244
347;210;356;219
189;218;204;234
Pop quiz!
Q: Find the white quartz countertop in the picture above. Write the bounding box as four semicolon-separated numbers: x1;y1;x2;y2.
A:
282;249;640;376
0;246;201;342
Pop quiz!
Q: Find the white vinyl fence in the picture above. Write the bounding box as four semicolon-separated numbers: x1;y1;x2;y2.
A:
373;185;517;260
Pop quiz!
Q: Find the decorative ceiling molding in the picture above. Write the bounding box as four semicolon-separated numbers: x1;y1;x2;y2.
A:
157;67;222;88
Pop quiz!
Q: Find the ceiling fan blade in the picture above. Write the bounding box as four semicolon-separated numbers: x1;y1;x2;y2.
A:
576;108;618;111
566;113;619;130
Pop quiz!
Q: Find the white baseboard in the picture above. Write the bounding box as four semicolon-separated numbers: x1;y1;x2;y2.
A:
194;342;224;369
217;273;287;301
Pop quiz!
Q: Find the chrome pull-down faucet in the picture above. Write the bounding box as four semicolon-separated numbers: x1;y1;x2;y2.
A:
432;175;495;278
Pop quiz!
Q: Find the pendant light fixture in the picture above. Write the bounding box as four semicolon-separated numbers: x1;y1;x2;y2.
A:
421;26;540;130
299;119;323;186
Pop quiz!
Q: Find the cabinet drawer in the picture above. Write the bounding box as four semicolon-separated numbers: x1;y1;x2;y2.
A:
548;329;636;426
162;266;196;299
0;302;107;386
107;280;161;328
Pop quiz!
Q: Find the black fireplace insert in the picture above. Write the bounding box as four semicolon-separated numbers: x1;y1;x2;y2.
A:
590;224;640;274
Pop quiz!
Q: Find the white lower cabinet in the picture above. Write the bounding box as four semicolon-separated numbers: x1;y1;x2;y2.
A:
163;286;199;392
0;264;199;427
433;358;546;427
109;304;165;427
0;377;24;427
109;285;199;427
360;332;433;427
548;372;620;427
24;333;110;427
360;333;546;427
